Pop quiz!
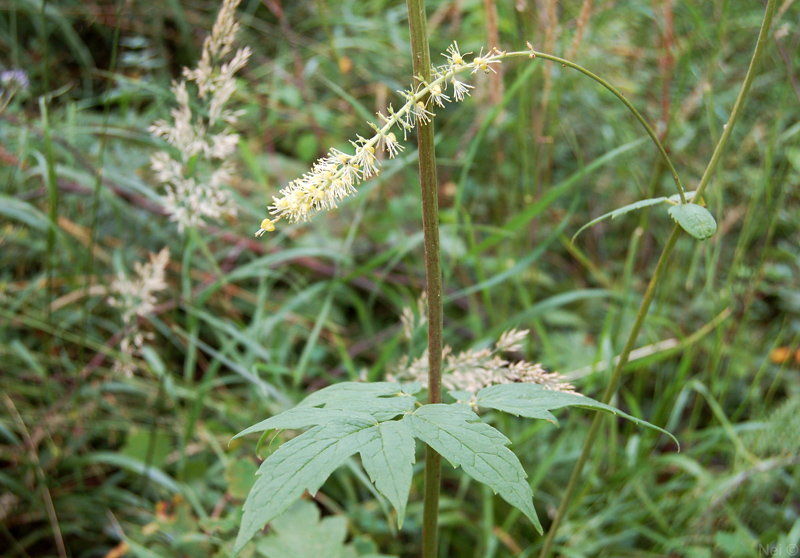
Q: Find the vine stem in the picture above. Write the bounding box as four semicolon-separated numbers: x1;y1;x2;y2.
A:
515;48;685;202
538;2;776;556
405;1;443;557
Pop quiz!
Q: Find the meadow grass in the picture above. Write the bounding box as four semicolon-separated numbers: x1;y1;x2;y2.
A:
0;0;798;557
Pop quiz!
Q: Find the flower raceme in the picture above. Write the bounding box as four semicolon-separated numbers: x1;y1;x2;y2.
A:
256;39;691;236
255;42;504;237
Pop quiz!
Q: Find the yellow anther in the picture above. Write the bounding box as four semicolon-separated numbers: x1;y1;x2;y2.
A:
256;218;276;236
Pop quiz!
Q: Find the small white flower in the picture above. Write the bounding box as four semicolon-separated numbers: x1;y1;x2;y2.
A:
428;83;450;108
470;48;500;75
413;101;434;125
451;78;474;102
444;42;470;68
354;144;378;178
382;132;404;158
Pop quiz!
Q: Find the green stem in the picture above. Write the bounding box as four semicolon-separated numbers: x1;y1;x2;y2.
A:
693;2;775;201
517;48;685;202
538;224;680;558
40;96;58;394
538;2;776;556
83;0;124;350
405;1;443;557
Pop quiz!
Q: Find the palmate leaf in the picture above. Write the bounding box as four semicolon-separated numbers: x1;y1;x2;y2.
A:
403;404;541;533
475;384;678;445
236;417;415;552
233;382;420;553
231;407;377;441
234;383;679;554
234;416;376;553
357;421;415;528
297;381;421;420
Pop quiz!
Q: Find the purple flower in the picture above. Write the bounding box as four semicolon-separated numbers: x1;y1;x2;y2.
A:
1;70;29;91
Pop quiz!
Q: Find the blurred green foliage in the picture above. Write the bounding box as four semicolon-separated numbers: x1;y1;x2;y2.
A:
1;0;799;557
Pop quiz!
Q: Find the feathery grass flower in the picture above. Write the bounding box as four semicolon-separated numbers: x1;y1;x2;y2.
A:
388;328;578;399
149;0;249;232
107;248;170;376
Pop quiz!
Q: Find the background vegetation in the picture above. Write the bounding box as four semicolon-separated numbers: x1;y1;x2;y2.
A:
1;0;799;556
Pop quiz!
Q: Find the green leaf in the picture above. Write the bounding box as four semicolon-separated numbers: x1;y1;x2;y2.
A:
297;382;419;421
667;190;699;204
0;195;61;234
235;416;376;553
122;429;171;469
233;383;423;552
357;421;415;528
225;458;258;500
231;407;376;442
667;203;717;240
475;384;678;445
404;404;541;533
448;390;474;402
571;197;667;243
255;501;398;558
295;133;319;163
123;537;170;558
256;500;349;558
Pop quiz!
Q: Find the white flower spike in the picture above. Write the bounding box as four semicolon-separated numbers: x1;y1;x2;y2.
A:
256;42;508;235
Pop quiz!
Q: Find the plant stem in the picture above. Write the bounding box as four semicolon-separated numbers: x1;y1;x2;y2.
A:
515;49;685;201
538;2;776;556
40;96;58;394
693;2;775;201
405;1;443;557
538;223;680;558
83;0;124;353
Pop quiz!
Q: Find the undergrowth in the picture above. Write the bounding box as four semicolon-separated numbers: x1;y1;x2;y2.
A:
1;1;799;557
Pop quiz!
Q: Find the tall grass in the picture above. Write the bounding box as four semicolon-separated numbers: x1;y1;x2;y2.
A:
0;0;798;557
